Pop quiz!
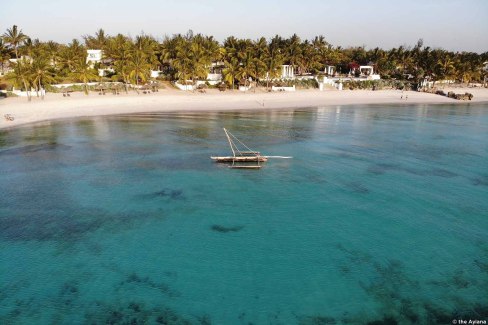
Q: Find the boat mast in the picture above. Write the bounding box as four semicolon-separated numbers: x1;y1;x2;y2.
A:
223;128;236;157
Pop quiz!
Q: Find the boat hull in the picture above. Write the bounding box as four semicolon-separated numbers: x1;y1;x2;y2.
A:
210;156;268;162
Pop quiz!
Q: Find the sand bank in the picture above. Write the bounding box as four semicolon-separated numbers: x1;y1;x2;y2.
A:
1;88;487;129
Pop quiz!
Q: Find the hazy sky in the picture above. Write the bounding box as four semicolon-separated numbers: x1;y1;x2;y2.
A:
2;0;487;52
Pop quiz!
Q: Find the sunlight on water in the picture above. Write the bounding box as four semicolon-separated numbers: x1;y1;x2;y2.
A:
0;104;487;324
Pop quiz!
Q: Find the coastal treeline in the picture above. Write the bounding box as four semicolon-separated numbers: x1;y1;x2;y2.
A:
1;25;487;96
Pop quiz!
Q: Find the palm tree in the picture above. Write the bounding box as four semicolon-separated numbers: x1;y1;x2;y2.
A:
249;37;268;89
84;28;108;50
418;46;435;81
172;35;195;83
23;38;45;60
264;45;283;89
107;34;134;92
2;25;29;59
128;49;151;88
44;41;60;68
0;39;11;75
7;57;33;101
59;39;86;74
170;33;220;87
223;57;239;90
200;35;221;82
237;45;255;88
435;53;456;83
188;41;209;84
71;58;98;94
135;34;159;68
298;40;314;74
311;35;331;74
285;34;302;75
159;34;186;80
31;58;56;99
21;38;34;57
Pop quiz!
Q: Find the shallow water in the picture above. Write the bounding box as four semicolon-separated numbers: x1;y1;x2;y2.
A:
0;104;487;324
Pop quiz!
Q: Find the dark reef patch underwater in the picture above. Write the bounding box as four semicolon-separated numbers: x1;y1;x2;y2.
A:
1;104;487;324
210;224;244;233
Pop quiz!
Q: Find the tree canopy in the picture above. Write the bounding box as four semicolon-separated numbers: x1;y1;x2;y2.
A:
1;25;487;96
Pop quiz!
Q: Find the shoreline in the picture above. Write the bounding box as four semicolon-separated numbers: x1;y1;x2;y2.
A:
1;88;487;130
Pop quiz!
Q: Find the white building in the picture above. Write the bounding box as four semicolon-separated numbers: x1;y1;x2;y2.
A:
359;65;381;80
151;70;163;78
98;68;115;77
8;56;33;64
281;65;295;79
324;65;335;76
206;73;222;85
1;56;32;76
86;50;102;65
206;62;224;85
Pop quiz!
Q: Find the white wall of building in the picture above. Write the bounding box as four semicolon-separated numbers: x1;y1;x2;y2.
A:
86;50;102;64
174;82;194;91
151;70;162;78
324;66;335;75
272;85;295;92
207;73;222;82
281;65;294;79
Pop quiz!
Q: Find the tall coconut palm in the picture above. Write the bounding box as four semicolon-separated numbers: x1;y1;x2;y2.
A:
2;25;29;59
285;34;302;75
418;46;435;79
188;40;210;84
327;46;345;68
31;58;56;99
84;28;108;50
135;34;159;68
160;35;183;62
0;39;10;75
237;46;255;88
7;57;33;101
436;53;456;83
172;37;193;83
223;57;239;90
21;38;34;57
202;35;221;63
71;58;98;95
248;38;268;91
108;35;134;92
59;39;86;74
22;38;44;59
369;47;393;77
44;41;60;68
298;40;315;74
311;35;331;74
223;36;239;59
264;45;283;89
128;49;151;88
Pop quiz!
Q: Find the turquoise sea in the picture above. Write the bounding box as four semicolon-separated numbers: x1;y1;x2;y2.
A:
0;104;487;324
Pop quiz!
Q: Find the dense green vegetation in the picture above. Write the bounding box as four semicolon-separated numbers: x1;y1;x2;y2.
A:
1;25;487;98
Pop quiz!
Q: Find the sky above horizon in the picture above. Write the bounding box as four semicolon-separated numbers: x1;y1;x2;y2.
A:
1;0;487;53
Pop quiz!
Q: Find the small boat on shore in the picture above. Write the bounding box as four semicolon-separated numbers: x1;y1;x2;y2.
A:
211;128;291;169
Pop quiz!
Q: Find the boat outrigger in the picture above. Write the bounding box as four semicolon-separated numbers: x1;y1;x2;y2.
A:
211;128;292;169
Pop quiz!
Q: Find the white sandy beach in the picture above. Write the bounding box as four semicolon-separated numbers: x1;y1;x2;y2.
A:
1;87;487;129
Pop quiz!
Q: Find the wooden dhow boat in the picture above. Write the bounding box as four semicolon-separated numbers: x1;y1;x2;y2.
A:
211;128;291;169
